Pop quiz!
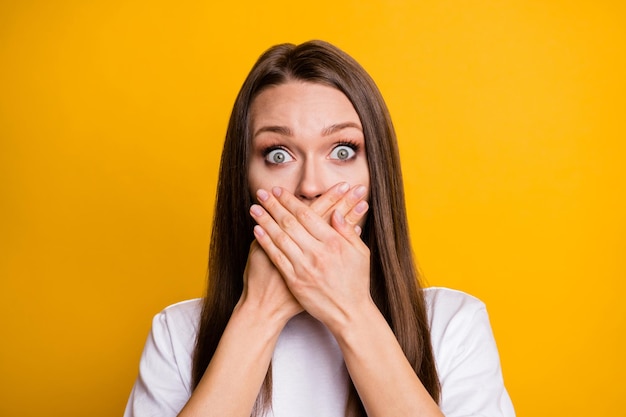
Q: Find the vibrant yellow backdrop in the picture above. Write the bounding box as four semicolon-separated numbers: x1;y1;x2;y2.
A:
1;1;624;416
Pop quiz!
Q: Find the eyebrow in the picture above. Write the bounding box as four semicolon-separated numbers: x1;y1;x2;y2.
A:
253;125;293;138
253;122;362;138
321;122;362;136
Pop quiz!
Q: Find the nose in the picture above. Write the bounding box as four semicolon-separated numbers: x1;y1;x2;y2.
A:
295;159;326;202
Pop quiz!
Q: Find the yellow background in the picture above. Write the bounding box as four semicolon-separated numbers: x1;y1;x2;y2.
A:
1;1;624;416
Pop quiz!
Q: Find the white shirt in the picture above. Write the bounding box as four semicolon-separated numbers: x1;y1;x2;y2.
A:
124;287;515;416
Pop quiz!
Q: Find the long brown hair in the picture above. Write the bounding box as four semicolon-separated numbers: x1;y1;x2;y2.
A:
192;40;440;415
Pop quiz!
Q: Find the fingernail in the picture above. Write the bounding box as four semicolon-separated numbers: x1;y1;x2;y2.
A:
355;201;368;214
272;187;282;197
338;182;349;193
354;185;367;198
354;225;362;236
257;189;269;202
250;204;263;216
253;225;265;237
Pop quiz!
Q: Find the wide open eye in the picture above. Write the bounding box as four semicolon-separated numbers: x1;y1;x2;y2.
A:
329;145;356;161
265;148;294;164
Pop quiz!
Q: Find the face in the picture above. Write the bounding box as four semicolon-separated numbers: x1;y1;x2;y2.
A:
248;81;370;207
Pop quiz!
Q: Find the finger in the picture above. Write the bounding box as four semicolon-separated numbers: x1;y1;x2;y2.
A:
256;188;326;246
331;209;368;246
269;187;338;242
250;202;310;260
309;182;350;219
252;224;297;279
320;184;368;223
344;200;369;227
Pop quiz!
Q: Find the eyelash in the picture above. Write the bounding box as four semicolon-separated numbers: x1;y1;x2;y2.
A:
335;140;361;152
261;144;289;157
260;140;361;163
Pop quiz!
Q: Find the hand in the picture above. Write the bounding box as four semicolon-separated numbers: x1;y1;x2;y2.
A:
237;239;302;323
249;185;371;330
310;182;369;236
239;183;369;324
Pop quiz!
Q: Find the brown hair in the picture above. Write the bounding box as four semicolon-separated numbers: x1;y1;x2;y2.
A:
192;40;440;415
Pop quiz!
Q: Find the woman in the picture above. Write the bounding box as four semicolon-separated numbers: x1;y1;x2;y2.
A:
124;40;515;417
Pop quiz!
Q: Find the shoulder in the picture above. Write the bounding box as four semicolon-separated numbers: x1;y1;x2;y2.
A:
141;299;202;393
145;298;203;369
422;288;516;416
157;298;203;324
423;287;492;361
125;299;203;416
151;298;203;345
423;286;486;322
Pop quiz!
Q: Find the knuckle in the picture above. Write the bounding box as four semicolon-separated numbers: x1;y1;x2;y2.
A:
343;214;355;226
274;250;289;268
334;200;349;214
325;236;343;253
309;254;327;272
344;190;358;205
288;277;304;294
328;191;341;204
344;211;360;225
295;207;311;222
280;214;297;230
275;230;291;247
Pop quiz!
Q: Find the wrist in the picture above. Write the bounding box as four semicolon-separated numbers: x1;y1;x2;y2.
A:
326;297;383;344
233;297;295;333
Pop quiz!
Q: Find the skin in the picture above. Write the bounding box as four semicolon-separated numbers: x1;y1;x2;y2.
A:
248;81;370;213
247;80;372;328
178;81;443;417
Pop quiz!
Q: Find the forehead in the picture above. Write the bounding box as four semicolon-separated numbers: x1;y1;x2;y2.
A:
249;81;361;129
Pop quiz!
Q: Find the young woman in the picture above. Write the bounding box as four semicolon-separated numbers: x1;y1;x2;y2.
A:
124;40;515;417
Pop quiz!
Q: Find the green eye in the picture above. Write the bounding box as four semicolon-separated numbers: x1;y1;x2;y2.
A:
265;149;293;164
330;145;356;161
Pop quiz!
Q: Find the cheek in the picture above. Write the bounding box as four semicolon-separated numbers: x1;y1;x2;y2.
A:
248;163;296;196
247;160;267;199
344;162;370;194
